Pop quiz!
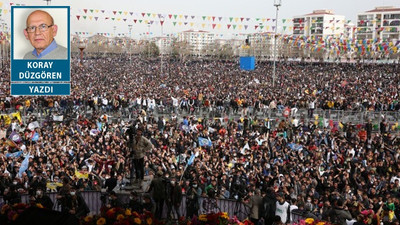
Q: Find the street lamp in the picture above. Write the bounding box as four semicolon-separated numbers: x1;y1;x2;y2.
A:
160;16;164;75
272;0;282;87
128;24;133;64
147;22;151;58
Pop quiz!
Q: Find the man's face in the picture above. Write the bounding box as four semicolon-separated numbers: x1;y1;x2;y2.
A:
24;10;57;54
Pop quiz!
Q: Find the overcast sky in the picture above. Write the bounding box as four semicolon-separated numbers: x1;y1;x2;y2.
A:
2;0;400;39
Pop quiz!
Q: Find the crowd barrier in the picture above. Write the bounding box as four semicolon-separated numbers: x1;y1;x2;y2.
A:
17;104;400;134
0;191;251;220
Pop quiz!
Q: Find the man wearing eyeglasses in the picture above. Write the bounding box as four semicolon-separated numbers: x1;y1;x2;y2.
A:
23;10;67;59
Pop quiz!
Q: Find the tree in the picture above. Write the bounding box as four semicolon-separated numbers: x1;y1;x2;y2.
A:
143;41;160;57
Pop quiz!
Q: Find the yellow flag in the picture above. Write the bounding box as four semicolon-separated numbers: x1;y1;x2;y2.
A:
46;182;63;191
11;111;21;124
75;170;89;179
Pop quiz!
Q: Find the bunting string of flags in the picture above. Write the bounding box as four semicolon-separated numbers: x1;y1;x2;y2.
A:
0;1;399;55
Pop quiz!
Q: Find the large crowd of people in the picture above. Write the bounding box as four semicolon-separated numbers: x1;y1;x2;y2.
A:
0;56;399;225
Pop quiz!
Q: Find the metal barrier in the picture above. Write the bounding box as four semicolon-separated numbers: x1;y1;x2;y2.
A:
21;104;400;127
0;191;250;220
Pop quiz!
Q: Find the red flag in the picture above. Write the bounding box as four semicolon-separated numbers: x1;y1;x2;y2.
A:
134;19;137;23
212;16;216;21
160;21;164;26
141;13;146;17
212;24;216;29
227;24;231;29
255;25;259;30
168;14;172;19
113;11;117;15
83;9;88;13
76;15;80;20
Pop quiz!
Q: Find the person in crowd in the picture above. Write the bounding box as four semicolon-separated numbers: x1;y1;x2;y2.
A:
58;186;89;218
245;189;264;225
130;128;153;186
186;179;200;218
107;191;123;208
127;191;143;213
148;170;166;219
30;187;54;210
166;176;182;219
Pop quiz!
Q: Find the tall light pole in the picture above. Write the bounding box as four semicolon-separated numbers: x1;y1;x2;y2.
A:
128;24;133;64
273;0;282;87
160;16;164;75
147;22;151;58
0;21;4;67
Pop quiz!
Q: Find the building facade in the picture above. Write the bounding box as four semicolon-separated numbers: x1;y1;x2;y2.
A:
293;10;346;39
357;6;400;41
178;30;215;55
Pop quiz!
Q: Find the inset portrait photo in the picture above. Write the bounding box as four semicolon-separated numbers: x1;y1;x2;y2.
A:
12;7;69;60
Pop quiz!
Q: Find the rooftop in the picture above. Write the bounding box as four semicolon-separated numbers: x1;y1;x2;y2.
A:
305;10;335;16
365;6;400;13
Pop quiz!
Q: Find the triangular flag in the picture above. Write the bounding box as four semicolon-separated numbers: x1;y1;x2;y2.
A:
173;22;177;26
202;16;206;20
160;21;164;26
191;15;195;19
244;25;248;30
233;25;237;29
255;25;259;30
83;9;88;13
113;11;117;15
168;14;172;19
227;24;231;29
174;15;178;19
76;15;80;20
134;19;137;23
212;16;216;21
95;17;98;21
147;13;151;17
212;24;216;29
218;17;222;21
229;17;233;22
141;13;145;17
